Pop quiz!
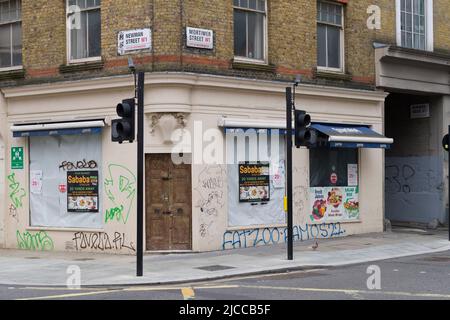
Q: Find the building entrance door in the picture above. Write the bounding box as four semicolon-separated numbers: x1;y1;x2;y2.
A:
145;153;192;250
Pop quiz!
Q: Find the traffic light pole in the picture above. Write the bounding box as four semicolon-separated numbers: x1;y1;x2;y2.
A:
136;71;145;277
286;87;294;261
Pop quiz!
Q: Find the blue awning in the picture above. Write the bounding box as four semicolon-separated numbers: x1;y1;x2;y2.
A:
13;127;102;138
11;120;105;138
311;123;393;149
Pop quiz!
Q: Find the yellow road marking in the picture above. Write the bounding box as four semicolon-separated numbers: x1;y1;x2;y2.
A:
17;289;119;300
181;287;195;300
239;285;450;299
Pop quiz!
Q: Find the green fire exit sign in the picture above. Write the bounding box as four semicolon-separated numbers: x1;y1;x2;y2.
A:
11;147;24;170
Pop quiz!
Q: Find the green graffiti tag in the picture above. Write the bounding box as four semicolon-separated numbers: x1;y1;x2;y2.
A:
7;173;26;208
104;164;136;224
104;205;124;223
16;230;54;251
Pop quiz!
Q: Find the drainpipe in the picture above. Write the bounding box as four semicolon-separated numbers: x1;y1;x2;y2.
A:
0;91;6;248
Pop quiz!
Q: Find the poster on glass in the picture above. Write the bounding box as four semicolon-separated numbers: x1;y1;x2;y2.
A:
67;171;99;213
239;162;270;203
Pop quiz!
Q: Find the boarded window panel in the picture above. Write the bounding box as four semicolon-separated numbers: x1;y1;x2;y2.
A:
29;134;103;229
226;133;286;227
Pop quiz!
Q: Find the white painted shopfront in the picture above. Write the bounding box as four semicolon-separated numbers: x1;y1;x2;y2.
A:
0;73;388;254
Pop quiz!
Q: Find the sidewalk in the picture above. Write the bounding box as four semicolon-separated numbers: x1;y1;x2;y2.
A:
0;230;449;287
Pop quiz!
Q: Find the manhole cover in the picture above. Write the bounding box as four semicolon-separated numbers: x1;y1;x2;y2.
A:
24;257;40;260
196;265;235;272
420;256;450;262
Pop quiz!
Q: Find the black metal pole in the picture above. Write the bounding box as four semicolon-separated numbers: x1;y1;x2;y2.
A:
448;125;450;242
286;87;293;260
136;72;145;276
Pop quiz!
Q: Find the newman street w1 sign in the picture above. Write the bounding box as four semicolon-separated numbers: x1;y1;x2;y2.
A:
118;28;152;55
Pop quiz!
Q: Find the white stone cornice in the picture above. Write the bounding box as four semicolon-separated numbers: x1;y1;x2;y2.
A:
1;72;387;103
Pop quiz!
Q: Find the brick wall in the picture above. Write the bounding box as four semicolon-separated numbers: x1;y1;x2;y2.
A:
2;0;449;89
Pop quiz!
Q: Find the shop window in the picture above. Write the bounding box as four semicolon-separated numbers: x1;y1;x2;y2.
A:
67;0;101;62
226;130;286;227
233;0;266;62
309;148;359;222
396;0;433;51
0;0;22;68
29;134;103;229
317;0;344;71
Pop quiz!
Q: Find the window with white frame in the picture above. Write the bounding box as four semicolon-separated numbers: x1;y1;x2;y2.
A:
67;0;101;61
398;0;432;51
233;0;266;61
317;1;344;71
0;0;21;68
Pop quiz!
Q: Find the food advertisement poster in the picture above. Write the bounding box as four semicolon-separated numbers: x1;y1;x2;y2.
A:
310;186;359;222
239;162;270;203
67;171;99;213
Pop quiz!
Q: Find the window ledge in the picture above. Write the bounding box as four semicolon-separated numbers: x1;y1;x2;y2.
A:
314;68;352;81
0;67;25;81
232;60;275;73
26;226;104;233
60;59;104;73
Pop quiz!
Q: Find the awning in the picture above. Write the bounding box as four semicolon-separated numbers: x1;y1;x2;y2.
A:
11;120;105;138
311;123;393;149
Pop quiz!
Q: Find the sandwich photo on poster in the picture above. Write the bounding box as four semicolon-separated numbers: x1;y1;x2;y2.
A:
239;162;270;203
67;171;99;213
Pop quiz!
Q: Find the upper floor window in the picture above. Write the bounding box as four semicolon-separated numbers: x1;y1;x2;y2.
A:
67;0;101;62
233;0;266;62
317;1;344;71
396;0;433;51
0;0;21;68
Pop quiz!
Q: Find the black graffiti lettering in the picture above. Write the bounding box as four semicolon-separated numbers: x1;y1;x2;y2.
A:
60;159;98;171
72;231;135;252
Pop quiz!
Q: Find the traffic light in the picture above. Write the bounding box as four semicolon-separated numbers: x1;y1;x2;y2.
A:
443;134;449;152
294;109;311;148
112;98;135;143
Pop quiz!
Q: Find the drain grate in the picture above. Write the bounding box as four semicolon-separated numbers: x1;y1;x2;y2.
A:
196;265;235;272
73;258;95;262
420;256;450;262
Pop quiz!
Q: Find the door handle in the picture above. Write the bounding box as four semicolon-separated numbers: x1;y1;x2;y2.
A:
162;210;172;215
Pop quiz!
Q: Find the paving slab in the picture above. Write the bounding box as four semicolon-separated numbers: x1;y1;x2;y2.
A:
0;231;449;287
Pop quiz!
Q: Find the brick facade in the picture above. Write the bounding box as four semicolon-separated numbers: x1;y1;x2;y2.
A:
2;0;449;89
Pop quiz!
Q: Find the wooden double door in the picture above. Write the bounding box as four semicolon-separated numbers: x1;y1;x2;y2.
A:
145;154;192;251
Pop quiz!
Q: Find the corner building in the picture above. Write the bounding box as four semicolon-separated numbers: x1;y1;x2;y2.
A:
1;0;442;254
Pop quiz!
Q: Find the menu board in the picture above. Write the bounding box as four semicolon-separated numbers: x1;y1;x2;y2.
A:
309;186;359;222
67;171;99;213
239;162;270;203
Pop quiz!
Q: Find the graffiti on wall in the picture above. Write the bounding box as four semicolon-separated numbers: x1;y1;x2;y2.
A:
72;231;135;252
195;165;226;238
385;164;416;194
7;173;26;208
9;204;19;223
16;230;54;251
59;159;98;171
104;164;136;224
222;222;346;250
385;156;444;223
